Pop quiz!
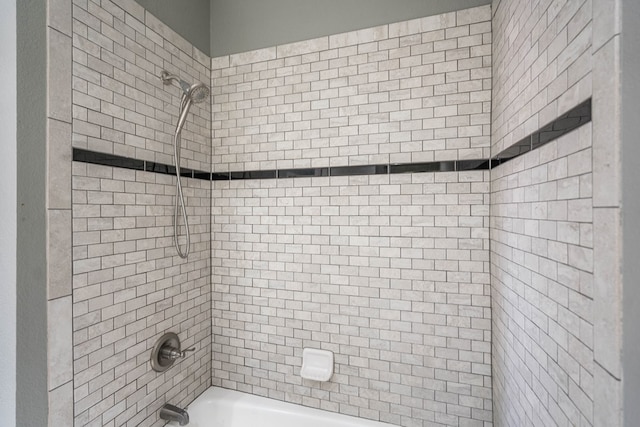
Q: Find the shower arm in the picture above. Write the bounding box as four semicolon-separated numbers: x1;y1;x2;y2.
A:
161;70;181;86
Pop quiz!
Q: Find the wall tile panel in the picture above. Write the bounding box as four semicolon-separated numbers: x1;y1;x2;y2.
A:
72;162;211;426
491;0;592;155
211;6;492;172
211;171;492;427
491;124;593;426
70;0;212;425
71;0;211;173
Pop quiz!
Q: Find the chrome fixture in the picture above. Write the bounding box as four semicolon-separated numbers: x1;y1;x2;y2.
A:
150;332;196;372
161;71;210;104
160;70;210;259
160;403;190;426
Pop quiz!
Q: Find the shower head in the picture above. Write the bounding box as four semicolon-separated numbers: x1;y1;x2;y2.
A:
187;82;210;104
161;70;210;103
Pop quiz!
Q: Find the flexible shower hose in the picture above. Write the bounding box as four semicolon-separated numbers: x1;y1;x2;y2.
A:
173;95;191;259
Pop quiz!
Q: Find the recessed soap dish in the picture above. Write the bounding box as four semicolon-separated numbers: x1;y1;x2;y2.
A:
300;348;334;382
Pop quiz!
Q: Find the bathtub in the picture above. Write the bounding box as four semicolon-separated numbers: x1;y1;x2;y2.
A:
167;387;393;427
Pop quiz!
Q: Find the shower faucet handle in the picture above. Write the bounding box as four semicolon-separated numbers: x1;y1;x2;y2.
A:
160;345;196;361
180;347;196;358
151;333;197;372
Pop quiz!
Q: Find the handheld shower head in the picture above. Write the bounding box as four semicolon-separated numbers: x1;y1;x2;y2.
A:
161;70;210;103
160;70;211;260
187;82;210;104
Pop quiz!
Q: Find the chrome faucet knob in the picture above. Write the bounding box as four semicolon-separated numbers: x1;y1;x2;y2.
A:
160;346;182;360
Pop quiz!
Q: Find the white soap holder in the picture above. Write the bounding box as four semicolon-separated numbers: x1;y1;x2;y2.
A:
300;348;334;382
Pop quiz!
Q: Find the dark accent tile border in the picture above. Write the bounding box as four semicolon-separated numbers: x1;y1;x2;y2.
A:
73;148;212;181
492;98;592;166
145;162;174;175
145;162;193;178
390;161;455;174
230;170;277;180
278;168;329;178
194;172;212;180
330;164;387;176
72;149;488;181
73;149;144;171
211;172;229;181
457;160;491;171
72;99;590;180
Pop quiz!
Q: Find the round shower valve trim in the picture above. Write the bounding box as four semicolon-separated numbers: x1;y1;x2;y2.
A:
150;332;195;372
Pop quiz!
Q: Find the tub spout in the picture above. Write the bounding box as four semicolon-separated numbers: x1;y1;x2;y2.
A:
160;403;189;426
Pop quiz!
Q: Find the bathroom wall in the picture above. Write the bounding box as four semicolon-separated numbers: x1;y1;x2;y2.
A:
491;124;594;425
491;0;592;156
69;0;212;425
23;0;637;426
210;0;491;57
71;0;211;172
71;163;211;426
490;0;595;425
211;6;492;171
212;172;492;426
210;6;494;426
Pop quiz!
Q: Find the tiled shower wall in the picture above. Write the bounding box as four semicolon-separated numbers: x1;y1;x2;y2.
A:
71;0;211;172
212;173;492;426
491;125;594;425
210;6;494;427
211;6;492;171
70;0;211;425
39;0;626;426
490;0;595;425
491;0;592;155
71;164;211;426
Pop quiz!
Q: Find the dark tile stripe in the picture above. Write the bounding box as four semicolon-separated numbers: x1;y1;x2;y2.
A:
330;164;387;176
230;170;277;180
73;148;144;171
493;98;591;166
278;168;329;178
210;173;229;181
390;161;455;174
194;172;213;180
145;162;193;178
72;99;590;180
73;148;211;181
456;160;491;171
145;162;175;175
